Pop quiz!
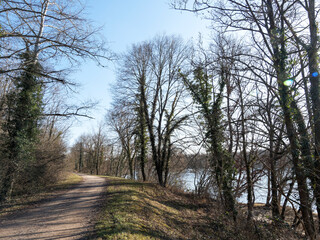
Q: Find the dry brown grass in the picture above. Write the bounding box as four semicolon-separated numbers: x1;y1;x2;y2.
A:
95;177;305;240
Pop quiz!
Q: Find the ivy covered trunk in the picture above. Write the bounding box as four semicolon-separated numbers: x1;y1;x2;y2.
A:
137;78;148;181
208;79;237;221
1;52;43;201
182;66;237;221
307;0;320;232
265;0;315;236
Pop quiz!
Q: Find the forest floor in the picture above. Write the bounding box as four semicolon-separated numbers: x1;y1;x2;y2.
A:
0;174;106;240
95;176;306;240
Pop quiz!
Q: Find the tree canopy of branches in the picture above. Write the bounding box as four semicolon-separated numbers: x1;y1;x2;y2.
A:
0;0;109;201
173;0;320;238
108;35;190;186
180;34;243;221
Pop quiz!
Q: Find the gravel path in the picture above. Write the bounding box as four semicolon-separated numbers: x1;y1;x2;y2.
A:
0;174;106;240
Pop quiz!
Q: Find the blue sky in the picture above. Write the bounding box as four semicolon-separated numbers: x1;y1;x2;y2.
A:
68;0;210;145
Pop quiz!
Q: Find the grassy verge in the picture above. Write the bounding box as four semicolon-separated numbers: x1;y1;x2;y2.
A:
96;177;304;240
51;172;83;189
96;177;209;240
0;172;83;217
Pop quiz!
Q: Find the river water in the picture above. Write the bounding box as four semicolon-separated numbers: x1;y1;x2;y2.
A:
179;169;301;206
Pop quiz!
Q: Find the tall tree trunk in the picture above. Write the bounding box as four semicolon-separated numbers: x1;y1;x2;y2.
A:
138;78;148;181
269;132;280;219
266;0;315;236
267;101;280;218
0;163;15;201
237;78;253;221
79;142;83;172
307;0;320;232
278;80;315;238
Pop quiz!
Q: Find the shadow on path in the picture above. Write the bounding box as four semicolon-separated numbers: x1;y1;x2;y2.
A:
0;174;107;240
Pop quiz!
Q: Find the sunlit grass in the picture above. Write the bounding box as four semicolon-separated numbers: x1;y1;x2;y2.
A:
95;176;305;240
53;172;83;189
95;177;206;240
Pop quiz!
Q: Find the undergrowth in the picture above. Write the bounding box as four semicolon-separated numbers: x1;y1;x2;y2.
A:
95;177;304;240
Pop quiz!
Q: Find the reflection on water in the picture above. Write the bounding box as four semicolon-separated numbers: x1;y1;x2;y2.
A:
179;169;303;207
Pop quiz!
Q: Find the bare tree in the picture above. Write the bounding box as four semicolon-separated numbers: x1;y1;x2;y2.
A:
172;1;318;237
111;35;190;186
106;103;137;179
0;0;110;201
180;33;242;221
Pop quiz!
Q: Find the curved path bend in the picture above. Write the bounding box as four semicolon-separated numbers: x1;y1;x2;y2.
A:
0;174;106;240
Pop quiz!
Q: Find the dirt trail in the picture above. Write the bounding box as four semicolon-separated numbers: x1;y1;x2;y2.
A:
0;174;106;240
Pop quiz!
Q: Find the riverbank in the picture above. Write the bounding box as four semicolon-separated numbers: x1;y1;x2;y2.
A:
95;177;303;240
